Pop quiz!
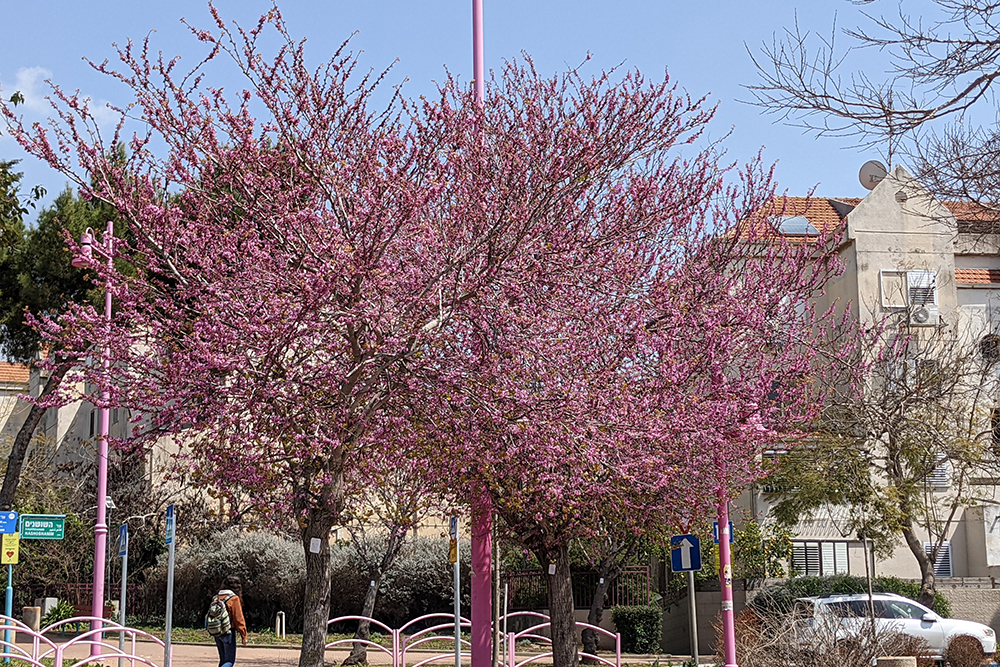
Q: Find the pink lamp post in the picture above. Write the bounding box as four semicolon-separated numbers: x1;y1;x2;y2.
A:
71;220;114;657
469;4;494;667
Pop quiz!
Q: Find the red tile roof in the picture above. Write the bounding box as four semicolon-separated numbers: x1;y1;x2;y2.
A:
956;269;1000;285
0;363;29;384
758;196;998;236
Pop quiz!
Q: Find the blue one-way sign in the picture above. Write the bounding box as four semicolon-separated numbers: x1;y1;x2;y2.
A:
713;521;735;544
670;534;702;572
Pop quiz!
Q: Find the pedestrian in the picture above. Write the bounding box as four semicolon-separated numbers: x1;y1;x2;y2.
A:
210;575;247;667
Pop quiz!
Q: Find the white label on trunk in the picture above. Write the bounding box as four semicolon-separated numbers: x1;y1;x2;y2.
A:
548;563;556;575
599;578;604;585
309;537;321;553
721;601;733;611
370;580;376;587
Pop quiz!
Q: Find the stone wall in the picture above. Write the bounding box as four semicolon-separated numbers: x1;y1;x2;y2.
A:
937;578;1000;627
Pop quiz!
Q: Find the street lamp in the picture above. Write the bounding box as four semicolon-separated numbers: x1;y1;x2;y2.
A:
71;220;114;657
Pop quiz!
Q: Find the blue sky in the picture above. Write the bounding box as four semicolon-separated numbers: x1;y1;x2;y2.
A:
0;1;911;212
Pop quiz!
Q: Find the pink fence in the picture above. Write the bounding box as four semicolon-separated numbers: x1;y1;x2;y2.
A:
0;615;168;667
326;612;621;667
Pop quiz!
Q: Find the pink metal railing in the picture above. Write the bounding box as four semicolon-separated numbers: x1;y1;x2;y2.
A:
0;615;168;667
324;611;620;667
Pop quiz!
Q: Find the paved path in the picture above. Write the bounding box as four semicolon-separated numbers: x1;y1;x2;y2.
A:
50;642;677;667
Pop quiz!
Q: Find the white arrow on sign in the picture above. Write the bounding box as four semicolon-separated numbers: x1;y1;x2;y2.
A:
679;537;695;570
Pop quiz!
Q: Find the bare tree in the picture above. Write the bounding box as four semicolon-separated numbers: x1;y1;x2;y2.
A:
748;0;1000;224
340;462;434;666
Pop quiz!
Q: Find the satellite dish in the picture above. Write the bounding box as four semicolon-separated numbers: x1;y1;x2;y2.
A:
859;160;888;190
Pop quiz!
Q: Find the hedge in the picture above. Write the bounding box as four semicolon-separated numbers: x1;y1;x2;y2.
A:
610;605;661;654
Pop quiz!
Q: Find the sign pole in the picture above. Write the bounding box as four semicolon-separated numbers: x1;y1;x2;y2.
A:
118;524;129;667
4;563;11;663
687;571;698;665
164;506;175;667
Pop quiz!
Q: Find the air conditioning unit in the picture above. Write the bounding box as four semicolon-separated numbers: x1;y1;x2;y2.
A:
910;305;939;326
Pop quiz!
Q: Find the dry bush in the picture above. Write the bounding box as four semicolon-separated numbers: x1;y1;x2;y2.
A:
945;634;987;667
724;608;933;667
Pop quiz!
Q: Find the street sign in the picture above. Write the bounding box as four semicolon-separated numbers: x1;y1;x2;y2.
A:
165;504;175;545
1;534;18;565
19;515;65;540
0;513;17;535
713;521;735;545
670;534;702;572
118;524;129;557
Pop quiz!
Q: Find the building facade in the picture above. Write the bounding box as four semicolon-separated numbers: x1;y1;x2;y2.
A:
746;165;1000;581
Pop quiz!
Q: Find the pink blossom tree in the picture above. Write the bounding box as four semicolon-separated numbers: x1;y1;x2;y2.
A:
2;7;847;667
414;160;847;667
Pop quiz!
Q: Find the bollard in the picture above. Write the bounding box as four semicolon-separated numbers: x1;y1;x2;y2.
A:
22;607;40;632
876;658;917;667
275;611;285;639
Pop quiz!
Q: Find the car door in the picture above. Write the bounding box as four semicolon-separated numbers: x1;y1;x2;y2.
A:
879;600;946;654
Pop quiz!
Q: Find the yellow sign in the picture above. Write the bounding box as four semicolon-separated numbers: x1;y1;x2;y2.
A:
448;538;457;564
2;533;19;564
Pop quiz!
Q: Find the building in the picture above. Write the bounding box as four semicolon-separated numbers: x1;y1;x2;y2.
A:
746;165;1000;582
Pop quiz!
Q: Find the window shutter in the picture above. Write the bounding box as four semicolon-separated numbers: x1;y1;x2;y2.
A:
907;270;937;306
928;461;951;489
924;541;952;577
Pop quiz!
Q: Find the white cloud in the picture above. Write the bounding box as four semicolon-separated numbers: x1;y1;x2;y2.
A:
12;66;54;114
5;66;118;129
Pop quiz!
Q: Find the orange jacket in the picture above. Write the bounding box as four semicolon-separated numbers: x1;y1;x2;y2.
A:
218;591;247;642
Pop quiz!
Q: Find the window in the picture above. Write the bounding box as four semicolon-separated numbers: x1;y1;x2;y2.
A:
774;216;820;236
982;334;1000;362
792;541;850;576
881;271;908;308
879;269;938;308
881;600;926;620
908;270;937;306
89;410;95;437
928;460;951;489
923;542;953;577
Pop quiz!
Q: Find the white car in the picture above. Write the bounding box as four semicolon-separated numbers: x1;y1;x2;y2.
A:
793;593;997;661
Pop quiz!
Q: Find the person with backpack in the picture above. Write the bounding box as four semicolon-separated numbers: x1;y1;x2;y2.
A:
207;575;247;667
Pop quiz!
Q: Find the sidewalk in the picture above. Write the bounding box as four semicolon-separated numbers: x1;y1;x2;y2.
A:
57;641;677;667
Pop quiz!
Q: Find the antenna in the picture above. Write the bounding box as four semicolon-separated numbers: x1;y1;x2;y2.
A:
859;160;888;190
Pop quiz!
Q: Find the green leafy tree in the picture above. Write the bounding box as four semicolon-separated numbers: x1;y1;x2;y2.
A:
0;177;118;509
763;330;1000;606
733;520;793;589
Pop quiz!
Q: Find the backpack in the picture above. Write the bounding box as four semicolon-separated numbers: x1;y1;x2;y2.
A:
206;594;233;637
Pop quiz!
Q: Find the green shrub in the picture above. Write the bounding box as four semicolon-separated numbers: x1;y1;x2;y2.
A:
611;605;661;654
40;600;76;628
748;575;950;617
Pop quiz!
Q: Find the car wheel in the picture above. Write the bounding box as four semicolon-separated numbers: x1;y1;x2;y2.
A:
944;635;984;667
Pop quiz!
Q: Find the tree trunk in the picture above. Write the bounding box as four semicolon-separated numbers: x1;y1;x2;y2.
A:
299;507;338;667
342;578;380;666
542;544;579;667
0;362;71;510
581;568;617;662
901;521;936;608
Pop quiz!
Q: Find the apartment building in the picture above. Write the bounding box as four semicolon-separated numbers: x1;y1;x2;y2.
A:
745;165;1000;581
